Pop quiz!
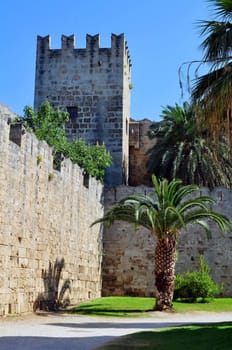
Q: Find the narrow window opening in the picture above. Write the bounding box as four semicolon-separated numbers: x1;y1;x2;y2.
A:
67;106;78;120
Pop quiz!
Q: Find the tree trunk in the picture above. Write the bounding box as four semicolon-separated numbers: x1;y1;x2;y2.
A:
154;236;177;311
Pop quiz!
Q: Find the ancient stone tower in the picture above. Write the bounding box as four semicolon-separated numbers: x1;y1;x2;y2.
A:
34;34;131;186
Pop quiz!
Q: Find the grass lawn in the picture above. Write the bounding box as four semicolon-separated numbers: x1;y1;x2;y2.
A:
70;297;232;349
69;296;232;317
70;296;155;317
94;322;232;349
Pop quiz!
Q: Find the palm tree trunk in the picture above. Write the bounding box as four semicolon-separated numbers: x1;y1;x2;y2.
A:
154;236;177;311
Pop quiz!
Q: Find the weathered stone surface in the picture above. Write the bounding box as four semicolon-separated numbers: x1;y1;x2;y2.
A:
2;29;232;315
0;105;104;316
103;185;232;297
129;119;157;186
34;34;131;186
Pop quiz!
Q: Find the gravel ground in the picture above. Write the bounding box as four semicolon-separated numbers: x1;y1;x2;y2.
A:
0;311;232;350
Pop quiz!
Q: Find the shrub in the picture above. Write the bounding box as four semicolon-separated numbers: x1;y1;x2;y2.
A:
174;256;222;302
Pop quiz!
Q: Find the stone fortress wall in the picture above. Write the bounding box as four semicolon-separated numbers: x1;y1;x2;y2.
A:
103;185;232;297
1;32;232;317
1;102;232;318
0;104;104;316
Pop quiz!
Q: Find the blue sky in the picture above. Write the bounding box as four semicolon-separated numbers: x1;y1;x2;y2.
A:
0;0;212;121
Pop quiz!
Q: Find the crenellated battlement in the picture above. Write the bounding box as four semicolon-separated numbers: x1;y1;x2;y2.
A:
36;33;131;66
61;34;75;49
37;35;51;52
86;34;100;50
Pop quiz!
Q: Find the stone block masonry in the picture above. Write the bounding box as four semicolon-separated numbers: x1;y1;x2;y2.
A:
129;119;157;186
103;185;232;297
34;34;132;186
0;104;104;316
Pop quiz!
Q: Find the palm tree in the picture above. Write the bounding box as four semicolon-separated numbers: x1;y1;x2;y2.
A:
191;0;232;145
92;175;232;311
147;102;232;188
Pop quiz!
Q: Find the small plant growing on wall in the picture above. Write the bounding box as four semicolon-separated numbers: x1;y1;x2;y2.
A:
37;154;43;165
48;173;55;181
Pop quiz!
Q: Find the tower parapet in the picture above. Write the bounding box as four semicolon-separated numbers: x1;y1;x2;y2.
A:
34;33;131;186
111;33;129;63
86;34;100;51
37;35;51;52
61;34;75;49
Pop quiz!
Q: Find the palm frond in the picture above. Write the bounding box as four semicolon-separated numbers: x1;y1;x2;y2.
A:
198;20;232;62
184;209;232;232
207;0;232;19
123;194;158;209
189;1;232;147
91;174;232;242
178;196;215;214
167;177;183;203
192;219;212;239
192;63;232;102
172;184;200;207
163;206;185;230
172;141;185;179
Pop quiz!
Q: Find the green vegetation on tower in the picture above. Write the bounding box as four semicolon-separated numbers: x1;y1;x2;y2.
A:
20;101;112;181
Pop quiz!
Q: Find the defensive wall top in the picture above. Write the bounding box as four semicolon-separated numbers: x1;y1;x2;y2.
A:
37;33;131;66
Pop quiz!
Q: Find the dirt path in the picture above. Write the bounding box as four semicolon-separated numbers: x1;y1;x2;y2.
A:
0;311;232;350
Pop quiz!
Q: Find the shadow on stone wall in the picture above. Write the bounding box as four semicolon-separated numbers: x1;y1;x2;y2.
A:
33;258;71;312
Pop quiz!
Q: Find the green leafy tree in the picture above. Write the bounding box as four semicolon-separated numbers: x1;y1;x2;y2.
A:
147;102;232;188
92;174;232;311
21;102;112;181
191;0;232;145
